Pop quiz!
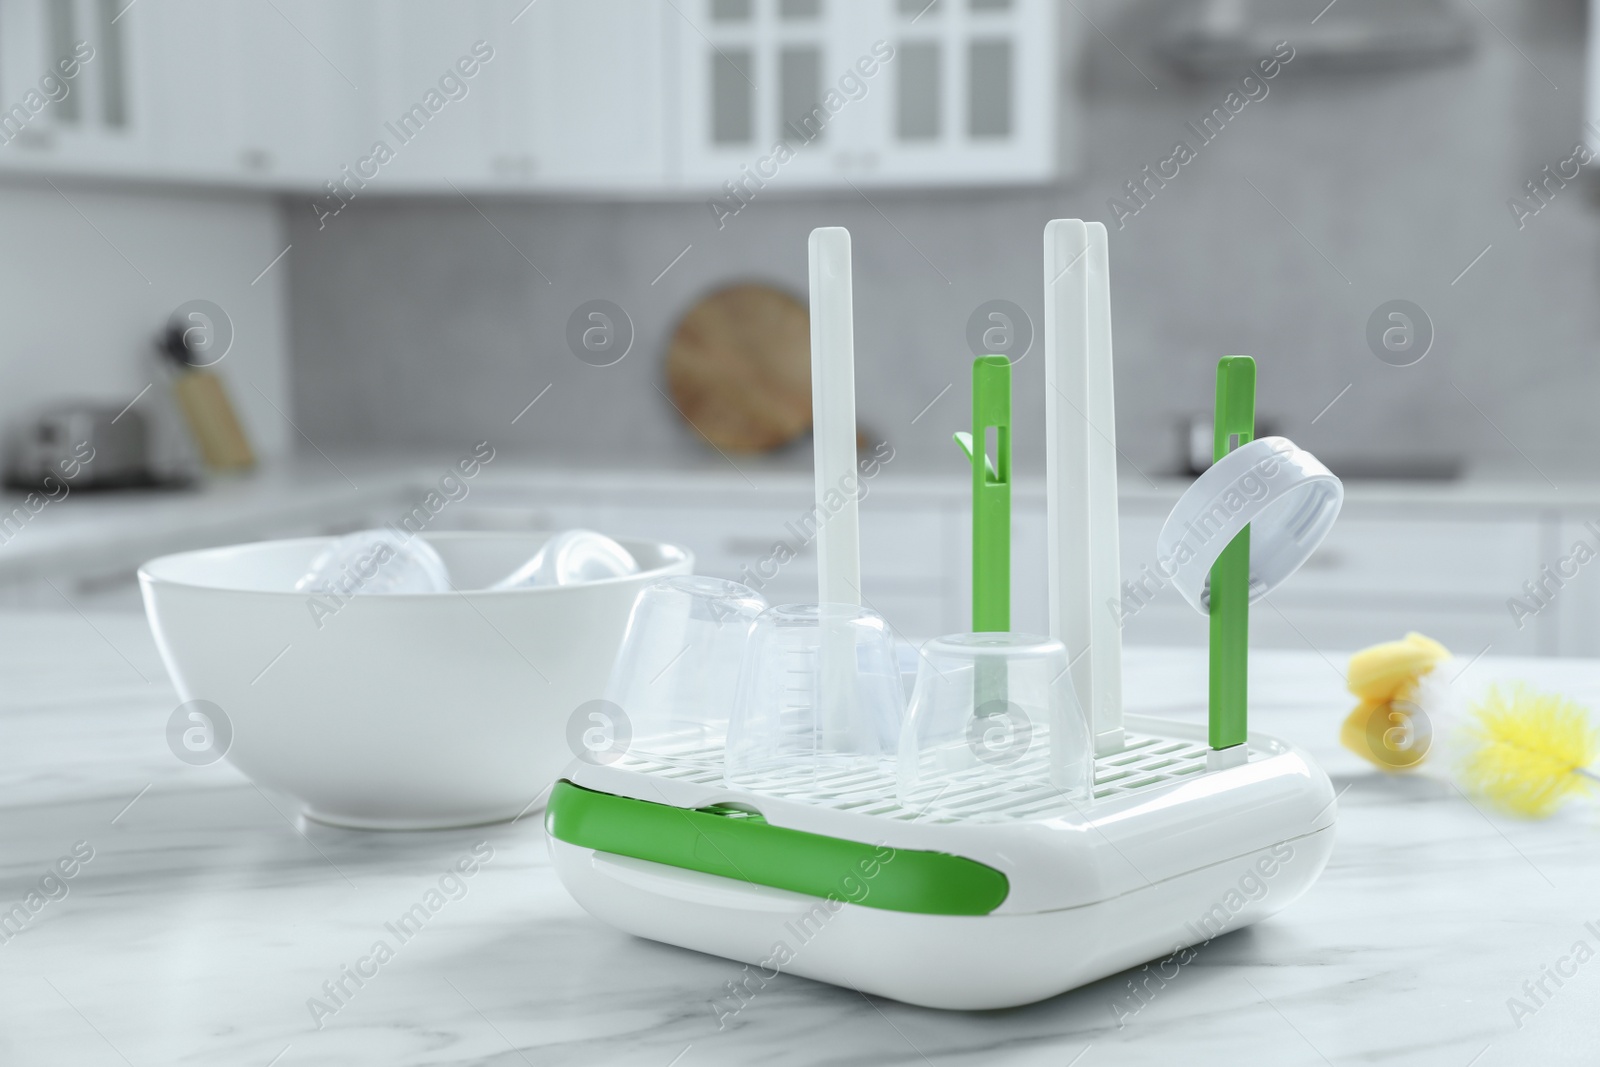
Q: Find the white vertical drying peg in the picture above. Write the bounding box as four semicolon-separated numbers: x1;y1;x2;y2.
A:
807;226;862;607
1083;222;1124;753
1044;220;1125;755
1044;220;1095;747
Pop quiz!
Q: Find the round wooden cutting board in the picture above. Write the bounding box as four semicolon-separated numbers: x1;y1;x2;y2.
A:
664;284;812;454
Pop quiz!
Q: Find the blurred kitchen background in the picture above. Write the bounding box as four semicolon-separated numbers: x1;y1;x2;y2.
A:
4;0;1599;658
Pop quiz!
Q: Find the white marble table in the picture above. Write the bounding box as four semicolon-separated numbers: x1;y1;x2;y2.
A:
2;611;1597;1066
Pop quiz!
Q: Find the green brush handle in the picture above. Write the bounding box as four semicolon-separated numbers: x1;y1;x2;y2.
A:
1209;355;1256;750
969;355;1011;633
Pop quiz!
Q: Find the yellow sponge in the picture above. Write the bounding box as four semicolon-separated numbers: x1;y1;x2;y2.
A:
1341;632;1450;771
1346;631;1450;704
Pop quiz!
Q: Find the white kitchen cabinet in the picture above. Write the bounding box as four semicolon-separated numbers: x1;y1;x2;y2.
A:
363;0;508;190
0;0;1060;194
1271;515;1547;658
569;480;1561;656
674;0;1057;192
136;1;246;180
227;0;379;187
137;0;370;186
0;0;379;186
0;0;374;187
866;0;1059;186
592;500;817;597
1115;509;1551;658
1551;515;1600;658
7;460;1581;664
673;0;876;189
352;0;672;193
0;0;148;176
515;0;670;191
396;497;596;536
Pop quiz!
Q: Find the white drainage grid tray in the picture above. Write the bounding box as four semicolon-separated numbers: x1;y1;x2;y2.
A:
592;729;1214;825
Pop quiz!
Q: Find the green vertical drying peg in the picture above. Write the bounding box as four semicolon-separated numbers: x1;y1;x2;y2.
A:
1209;355;1256;751
953;356;1012;717
970;355;1011;632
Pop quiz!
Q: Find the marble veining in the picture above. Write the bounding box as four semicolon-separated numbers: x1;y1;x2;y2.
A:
2;612;1598;1065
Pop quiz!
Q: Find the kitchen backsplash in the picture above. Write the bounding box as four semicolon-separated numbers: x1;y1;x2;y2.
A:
0;180;293;459
287;0;1597;480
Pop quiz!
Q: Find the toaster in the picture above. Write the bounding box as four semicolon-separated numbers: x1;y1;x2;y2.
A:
3;403;168;491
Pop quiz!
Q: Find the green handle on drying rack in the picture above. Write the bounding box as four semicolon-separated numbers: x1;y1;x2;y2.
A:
546;781;1010;916
1209;355;1256;751
954;355;1012;632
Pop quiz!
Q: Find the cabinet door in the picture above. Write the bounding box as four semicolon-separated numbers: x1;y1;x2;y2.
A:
0;0;376;187
868;0;1057;186
0;0;148;176
674;0;1056;192
363;0;501;190
358;0;668;193
674;0;886;191
122;0;374;188
137;0;246;181
236;0;377;188
513;0;668;191
1552;517;1600;657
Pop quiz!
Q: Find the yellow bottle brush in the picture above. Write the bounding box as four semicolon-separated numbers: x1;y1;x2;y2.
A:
1455;684;1600;818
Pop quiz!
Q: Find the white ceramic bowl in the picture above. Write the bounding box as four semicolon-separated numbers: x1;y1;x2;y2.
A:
139;531;691;829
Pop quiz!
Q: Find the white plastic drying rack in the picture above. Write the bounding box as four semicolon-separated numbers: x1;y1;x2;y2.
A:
550;221;1338;1011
